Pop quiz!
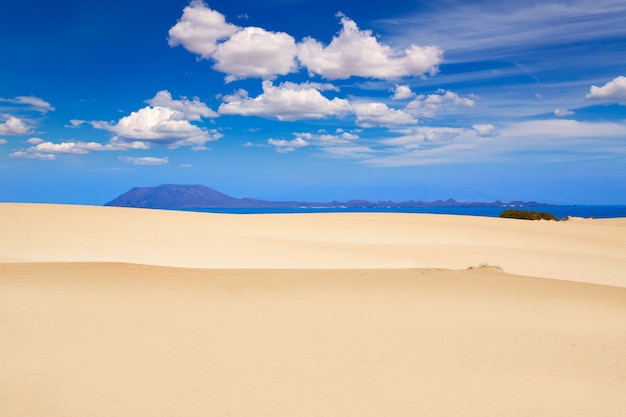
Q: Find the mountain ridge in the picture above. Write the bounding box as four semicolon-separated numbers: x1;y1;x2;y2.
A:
104;184;552;209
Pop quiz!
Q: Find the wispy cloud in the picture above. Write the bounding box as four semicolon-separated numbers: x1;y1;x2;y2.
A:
384;0;626;61
0;96;55;113
119;156;169;165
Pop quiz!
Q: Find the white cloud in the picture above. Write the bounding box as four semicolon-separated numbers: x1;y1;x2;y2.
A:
213;27;298;82
297;14;442;80
321;145;376;159
389;1;626;64
67;119;85;128
472;124;497;137
267;129;364;155
32;140;148;154
167;0;238;58
119;156;169;165
357;126;491;167
267;137;309;153
406;89;475;118
170;3;443;82
29;142;90;155
293;130;359;146
501;119;626;138
352;102;417;128
391;85;414;100
14;96;54;113
219;81;351;121
0;138;7;144
92;91;221;149
0;116;31;135
168;2;297;81
218;81;418;127
145;90;218;119
383;127;467;148
554;109;575;117
10;139;150;160
9;151;55;161
180;163;193;168
0;96;54;113
586;75;626;101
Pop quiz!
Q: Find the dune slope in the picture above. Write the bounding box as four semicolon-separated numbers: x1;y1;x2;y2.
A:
1;263;625;417
1;203;625;286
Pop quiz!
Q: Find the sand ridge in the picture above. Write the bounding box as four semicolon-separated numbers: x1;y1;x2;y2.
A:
1;203;625;286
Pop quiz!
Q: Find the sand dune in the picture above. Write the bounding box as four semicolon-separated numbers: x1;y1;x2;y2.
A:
1;203;625;416
1;203;625;285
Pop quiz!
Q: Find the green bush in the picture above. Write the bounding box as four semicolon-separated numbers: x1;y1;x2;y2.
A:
499;209;558;221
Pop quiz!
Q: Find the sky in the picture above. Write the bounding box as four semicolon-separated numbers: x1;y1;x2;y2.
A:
1;0;625;205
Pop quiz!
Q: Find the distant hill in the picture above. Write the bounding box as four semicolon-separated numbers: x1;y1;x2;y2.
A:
104;184;551;210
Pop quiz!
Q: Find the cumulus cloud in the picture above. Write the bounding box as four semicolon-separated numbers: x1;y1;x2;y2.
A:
27;137;45;144
472;123;497;137
406;89;475;118
213;27;298;82
554;108;575;117
297;14;442;80
391;85;414;100
92;90;221;149
169;3;443;82
119;156;170;165
0;138;7;144
219;81;351;120
0;116;31;135
145;90;218;119
586;75;626;102
168;0;238;58
169;1;297;81
218;81;420;127
352;102;417;128
267;137;309;153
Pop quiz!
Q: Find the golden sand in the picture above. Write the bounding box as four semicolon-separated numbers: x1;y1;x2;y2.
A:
1;203;625;416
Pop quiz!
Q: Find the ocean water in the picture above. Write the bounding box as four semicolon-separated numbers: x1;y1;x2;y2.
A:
184;205;626;219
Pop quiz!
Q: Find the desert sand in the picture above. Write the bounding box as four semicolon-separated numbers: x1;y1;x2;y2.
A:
1;203;625;416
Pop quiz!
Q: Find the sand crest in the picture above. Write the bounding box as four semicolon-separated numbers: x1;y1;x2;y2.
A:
1;203;625;286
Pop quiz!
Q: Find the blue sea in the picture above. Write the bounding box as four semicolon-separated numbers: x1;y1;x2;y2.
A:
183;205;626;219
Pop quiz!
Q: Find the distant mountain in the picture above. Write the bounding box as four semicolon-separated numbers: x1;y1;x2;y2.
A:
104;184;552;210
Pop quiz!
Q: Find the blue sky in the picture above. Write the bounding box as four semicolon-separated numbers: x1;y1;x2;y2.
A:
1;0;625;205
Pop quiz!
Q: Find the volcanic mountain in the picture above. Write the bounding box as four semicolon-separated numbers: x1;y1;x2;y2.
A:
104;184;550;210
